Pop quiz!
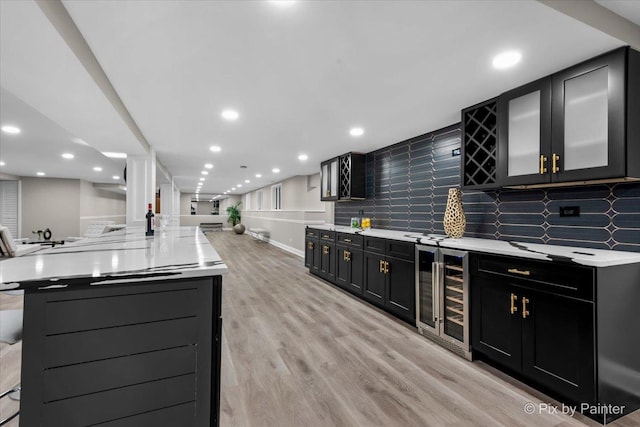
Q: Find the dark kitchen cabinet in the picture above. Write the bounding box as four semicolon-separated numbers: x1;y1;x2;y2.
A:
320;153;366;201
318;231;336;283
471;254;596;408
461;98;499;190
498;77;552;186
363;237;415;323
494;46;640;187
304;228;321;274
336;245;363;295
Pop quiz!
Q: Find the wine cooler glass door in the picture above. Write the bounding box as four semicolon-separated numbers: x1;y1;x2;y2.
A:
441;251;468;344
416;246;438;332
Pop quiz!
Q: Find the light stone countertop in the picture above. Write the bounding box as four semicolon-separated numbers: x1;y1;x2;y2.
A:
307;224;640;267
0;226;227;291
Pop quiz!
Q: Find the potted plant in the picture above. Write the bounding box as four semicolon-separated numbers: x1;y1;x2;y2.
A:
226;201;245;234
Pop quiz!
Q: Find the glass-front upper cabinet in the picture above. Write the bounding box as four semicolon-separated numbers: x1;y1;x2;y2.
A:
320;157;339;201
551;48;626;182
498;78;552;186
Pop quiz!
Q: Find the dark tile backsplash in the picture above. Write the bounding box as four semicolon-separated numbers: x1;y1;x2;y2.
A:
334;124;640;252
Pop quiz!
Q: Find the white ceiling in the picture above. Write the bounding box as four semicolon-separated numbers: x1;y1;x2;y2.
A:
1;0;638;196
595;0;640;26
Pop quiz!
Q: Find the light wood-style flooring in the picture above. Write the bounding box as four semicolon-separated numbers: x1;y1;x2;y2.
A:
2;232;640;426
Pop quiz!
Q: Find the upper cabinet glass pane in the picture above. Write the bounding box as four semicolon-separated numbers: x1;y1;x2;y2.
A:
330;159;338;197
508;90;541;177
564;66;608;171
321;163;329;197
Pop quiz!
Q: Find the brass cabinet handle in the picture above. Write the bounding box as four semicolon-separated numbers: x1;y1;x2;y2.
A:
323;245;329;255
307;242;314;249
522;297;530;319
384;261;390;274
508;268;531;276
379;259;385;273
552;153;560;173
510;293;518;315
344;238;352;243
539;155;547;174
343;250;351;262
326;190;331;197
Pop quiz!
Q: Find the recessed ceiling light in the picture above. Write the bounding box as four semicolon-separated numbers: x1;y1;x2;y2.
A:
237;184;243;188
1;125;21;134
492;50;522;70
210;145;222;153
93;166;102;172
245;180;250;183
255;173;262;178
112;175;120;180
221;109;239;121
349;127;364;137
0;161;5;166
201;171;209;175
272;168;280;173
232;187;236;191
37;172;45;176
204;163;213;169
102;152;127;159
62;153;75;159
199;178;205;182
298;154;308;161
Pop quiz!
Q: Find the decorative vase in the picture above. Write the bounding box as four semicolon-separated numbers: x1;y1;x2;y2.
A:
233;224;245;234
443;188;466;239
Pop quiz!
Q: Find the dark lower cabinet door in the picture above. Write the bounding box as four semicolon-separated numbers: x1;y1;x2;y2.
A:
305;239;315;269
471;277;522;373
320;244;336;283
311;241;321;274
335;246;350;290
348;249;364;295
385;257;415;323
521;291;595;404
363;252;385;306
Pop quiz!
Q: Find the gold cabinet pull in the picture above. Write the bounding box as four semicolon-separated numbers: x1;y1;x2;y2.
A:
522;297;530;319
307;242;314;250
539;155;547;174
552;153;560;173
344;238;352;243
343;250;351;262
384;261;390;274
379;259;385;273
510;293;518;314
322;245;329;255
508;268;531;276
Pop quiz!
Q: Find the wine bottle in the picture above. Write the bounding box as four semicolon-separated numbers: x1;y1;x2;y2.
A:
145;203;155;236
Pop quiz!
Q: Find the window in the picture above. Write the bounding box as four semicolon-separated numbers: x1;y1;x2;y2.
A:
245;193;251;210
0;180;19;237
271;184;282;210
256;190;263;211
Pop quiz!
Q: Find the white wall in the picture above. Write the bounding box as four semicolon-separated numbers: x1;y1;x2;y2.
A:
79;180;126;233
240;174;332;256
20;177;126;240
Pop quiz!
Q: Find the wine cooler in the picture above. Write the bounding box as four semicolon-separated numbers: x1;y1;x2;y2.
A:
415;245;470;359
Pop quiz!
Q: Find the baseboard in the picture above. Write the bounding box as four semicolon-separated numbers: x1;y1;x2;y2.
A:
268;239;304;258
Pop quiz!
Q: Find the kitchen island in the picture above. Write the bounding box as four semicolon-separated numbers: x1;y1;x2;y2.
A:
0;226;226;427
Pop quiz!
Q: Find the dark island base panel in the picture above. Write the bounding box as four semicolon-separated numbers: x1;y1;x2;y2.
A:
19;276;222;427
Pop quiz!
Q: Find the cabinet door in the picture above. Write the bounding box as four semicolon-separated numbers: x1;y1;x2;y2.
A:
385;257;415;323
471;277;522;372
311;240;321;274
346;249;363;295
521;291;595;404
363;252;385;306
551;49;625;182
335;246;350;290
320;158;339;201
320;243;335;282
498;78;552;186
305;239;315;269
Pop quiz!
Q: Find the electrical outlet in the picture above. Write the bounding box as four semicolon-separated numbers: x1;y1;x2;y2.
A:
452;148;461;157
559;206;580;217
